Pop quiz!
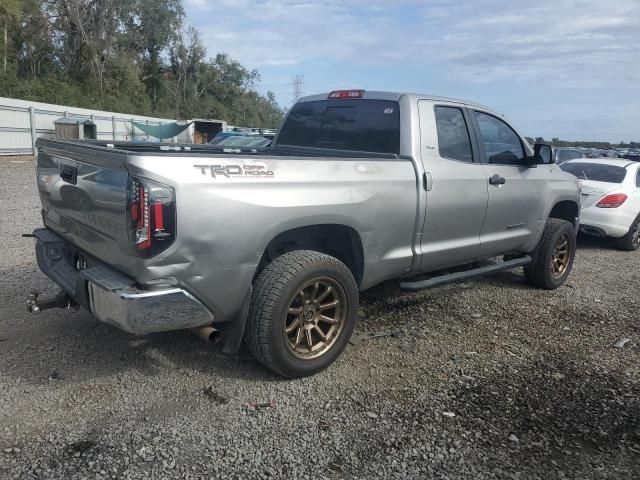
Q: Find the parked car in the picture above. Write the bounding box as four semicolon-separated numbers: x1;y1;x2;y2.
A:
554;147;586;164
210;129;277;146
587;149;608;158
561;159;640;250
213;135;271;149
623;152;640;162
29;90;581;377
209;131;246;144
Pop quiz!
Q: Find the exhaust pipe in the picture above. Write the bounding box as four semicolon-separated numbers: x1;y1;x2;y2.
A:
190;325;221;344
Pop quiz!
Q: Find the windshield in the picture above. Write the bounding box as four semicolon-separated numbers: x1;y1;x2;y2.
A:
276;99;400;154
560;162;627;183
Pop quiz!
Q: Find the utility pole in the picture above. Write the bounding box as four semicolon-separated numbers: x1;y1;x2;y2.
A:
291;74;304;103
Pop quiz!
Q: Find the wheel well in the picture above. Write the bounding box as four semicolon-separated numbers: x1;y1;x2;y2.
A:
549;201;579;227
257;225;364;285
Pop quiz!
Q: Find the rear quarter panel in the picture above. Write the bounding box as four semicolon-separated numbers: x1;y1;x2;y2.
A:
125;154;418;321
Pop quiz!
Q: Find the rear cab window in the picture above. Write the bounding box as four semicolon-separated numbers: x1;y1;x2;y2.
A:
276;99;400;154
560;163;627;183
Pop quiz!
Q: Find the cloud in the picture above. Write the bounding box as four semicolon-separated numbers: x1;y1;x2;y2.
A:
422;0;640;85
187;0;415;66
186;0;640;86
184;0;209;9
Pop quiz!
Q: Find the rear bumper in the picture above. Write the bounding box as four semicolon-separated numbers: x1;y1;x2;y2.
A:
33;228;214;334
579;224;607;238
579;207;633;238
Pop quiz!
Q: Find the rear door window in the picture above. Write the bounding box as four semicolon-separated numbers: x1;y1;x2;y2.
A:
434;106;474;163
474;111;525;165
560;163;627;183
276;99;400;154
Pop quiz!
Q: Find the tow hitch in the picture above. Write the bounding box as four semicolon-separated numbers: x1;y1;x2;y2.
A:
26;290;78;314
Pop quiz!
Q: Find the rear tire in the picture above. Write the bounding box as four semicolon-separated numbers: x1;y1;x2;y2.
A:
616;215;640;251
245;250;358;378
524;218;576;289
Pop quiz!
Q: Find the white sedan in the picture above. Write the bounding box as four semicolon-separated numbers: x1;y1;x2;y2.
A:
560;158;640;251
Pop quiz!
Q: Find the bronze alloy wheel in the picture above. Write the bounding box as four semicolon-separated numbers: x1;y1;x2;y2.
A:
284;277;347;360
550;232;571;278
245;250;358;377
524;218;575;289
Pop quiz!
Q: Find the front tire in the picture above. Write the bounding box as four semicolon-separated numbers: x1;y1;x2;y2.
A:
616;215;640;251
524;218;576;289
245;250;358;378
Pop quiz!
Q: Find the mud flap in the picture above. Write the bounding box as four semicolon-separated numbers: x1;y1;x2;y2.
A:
217;286;252;355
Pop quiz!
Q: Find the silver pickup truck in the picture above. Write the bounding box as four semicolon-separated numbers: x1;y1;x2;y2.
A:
30;90;581;377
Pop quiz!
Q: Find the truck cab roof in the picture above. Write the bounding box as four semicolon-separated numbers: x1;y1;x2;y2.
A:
298;90;493;112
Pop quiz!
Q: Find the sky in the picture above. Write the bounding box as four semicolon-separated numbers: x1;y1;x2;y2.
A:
184;0;640;142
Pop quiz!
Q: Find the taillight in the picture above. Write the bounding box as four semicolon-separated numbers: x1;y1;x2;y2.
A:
596;193;627;208
128;176;176;257
328;89;364;99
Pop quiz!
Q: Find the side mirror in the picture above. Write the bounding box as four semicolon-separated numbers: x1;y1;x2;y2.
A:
533;143;553;165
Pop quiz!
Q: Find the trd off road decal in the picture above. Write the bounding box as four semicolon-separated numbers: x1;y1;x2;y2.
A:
194;163;275;179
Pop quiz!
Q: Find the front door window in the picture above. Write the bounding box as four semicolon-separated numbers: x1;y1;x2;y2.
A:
474;111;525;165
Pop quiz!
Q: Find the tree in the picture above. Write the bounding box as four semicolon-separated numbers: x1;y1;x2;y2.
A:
168;25;205;118
0;0;284;127
44;0;127;106
0;0;22;72
17;0;55;78
121;0;183;109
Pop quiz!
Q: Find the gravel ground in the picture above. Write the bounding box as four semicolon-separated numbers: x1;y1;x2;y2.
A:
1;156;638;479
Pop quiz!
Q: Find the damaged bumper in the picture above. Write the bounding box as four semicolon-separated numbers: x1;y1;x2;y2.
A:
32;228;214;334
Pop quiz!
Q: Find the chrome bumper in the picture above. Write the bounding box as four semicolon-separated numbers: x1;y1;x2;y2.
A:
88;284;214;334
33;228;214;334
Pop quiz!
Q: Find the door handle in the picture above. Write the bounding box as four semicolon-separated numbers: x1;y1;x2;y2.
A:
489;174;506;185
423;172;433;191
60;165;77;185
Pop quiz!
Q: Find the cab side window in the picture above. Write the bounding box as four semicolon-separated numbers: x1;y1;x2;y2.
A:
474;111;525;165
434;106;474;163
636;168;640;188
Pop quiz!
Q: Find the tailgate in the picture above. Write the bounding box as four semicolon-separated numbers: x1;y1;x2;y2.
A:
36;140;133;273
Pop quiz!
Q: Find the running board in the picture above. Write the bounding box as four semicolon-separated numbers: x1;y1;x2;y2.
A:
400;256;532;291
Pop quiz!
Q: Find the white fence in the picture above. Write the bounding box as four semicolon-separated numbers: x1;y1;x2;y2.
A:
0;96;184;155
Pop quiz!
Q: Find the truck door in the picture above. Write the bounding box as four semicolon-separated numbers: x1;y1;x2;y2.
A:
417;101;488;272
470;109;545;257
